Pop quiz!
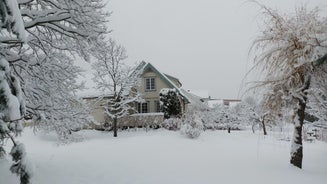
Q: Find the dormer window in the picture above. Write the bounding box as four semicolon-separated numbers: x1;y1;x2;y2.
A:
145;77;156;91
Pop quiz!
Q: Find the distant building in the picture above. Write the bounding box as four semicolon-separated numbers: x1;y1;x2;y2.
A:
186;90;241;109
207;99;241;109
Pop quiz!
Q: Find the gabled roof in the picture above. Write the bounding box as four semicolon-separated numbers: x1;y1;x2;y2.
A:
137;61;190;103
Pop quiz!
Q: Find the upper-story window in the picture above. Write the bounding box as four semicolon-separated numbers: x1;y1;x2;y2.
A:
145;77;156;91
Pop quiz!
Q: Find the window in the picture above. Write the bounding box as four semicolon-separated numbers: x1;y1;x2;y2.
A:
145;77;156;91
154;100;161;112
137;102;149;113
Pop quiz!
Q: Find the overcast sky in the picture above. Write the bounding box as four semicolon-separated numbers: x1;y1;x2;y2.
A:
102;0;326;99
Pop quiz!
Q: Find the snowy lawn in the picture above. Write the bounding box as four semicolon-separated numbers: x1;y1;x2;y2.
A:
1;128;327;184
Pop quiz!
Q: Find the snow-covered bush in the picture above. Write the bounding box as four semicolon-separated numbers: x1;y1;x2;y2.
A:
199;104;245;131
161;118;182;131
159;88;182;119
180;109;204;139
127;113;164;130
180;119;203;139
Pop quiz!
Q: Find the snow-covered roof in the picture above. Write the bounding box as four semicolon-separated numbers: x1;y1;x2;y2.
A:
187;90;210;99
163;73;182;87
179;88;206;107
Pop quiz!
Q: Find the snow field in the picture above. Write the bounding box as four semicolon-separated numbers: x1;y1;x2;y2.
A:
1;128;327;184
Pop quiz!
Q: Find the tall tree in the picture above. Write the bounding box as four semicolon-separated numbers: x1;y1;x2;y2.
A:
1;0;109;182
92;38;142;137
250;4;327;168
0;0;109;140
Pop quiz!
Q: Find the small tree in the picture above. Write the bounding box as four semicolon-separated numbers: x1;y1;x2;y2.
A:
180;110;203;139
92;38;141;137
250;4;327;168
238;96;268;135
159;88;182;119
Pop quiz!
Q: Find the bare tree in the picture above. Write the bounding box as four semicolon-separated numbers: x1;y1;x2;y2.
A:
92;38;142;137
250;4;327;168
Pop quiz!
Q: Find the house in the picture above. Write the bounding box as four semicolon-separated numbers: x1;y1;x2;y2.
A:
83;61;191;128
134;61;190;114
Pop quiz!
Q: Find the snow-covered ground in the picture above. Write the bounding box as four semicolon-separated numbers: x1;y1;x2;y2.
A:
1;128;327;184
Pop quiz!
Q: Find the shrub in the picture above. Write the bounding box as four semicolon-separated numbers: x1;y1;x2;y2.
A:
180;112;203;139
161;118;182;130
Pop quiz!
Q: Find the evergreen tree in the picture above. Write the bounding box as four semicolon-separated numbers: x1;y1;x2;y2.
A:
159;88;182;119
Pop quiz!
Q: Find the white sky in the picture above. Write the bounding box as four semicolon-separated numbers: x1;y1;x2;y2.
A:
104;0;326;99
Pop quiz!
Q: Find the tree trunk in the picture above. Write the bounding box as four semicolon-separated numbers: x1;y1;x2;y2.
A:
113;117;118;137
290;101;306;168
290;77;310;169
261;118;267;135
